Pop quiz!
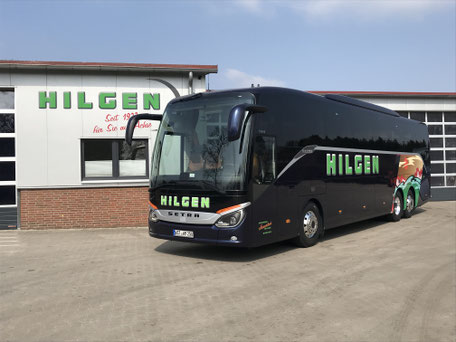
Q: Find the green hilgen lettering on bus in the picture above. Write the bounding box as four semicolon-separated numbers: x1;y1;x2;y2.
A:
326;154;337;176
200;197;210;209
354;155;363;175
326;153;380;176
338;154;343;175
160;195;210;209
372;155;379;173
345;154;353;175
364;155;371;174
191;197;199;208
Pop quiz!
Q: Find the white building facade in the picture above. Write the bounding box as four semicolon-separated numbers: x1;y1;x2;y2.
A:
0;60;217;229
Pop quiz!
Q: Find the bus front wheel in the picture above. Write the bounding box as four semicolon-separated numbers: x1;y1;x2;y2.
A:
293;203;323;248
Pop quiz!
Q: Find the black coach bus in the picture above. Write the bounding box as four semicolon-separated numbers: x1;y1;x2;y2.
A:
126;87;430;248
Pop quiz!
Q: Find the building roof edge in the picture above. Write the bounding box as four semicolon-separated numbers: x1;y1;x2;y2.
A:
309;90;456;98
0;60;218;74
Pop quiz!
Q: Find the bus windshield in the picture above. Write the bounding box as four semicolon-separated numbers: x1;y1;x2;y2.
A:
150;92;255;192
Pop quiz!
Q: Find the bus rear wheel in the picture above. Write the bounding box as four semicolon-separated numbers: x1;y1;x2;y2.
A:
389;192;403;222
403;189;415;218
293;203;323;248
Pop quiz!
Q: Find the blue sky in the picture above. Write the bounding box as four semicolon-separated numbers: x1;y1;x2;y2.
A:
0;0;455;92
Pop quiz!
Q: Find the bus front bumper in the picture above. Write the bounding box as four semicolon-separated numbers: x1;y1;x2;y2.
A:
148;219;250;247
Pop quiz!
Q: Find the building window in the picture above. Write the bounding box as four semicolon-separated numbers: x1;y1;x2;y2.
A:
0;162;15;181
0;89;15;207
81;139;148;180
0;186;15;205
0;114;14;133
0;90;14;109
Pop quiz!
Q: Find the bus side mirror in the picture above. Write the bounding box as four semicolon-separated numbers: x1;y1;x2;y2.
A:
125;113;162;145
227;104;267;142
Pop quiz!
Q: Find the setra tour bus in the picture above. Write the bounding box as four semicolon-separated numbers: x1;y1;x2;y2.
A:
126;87;430;248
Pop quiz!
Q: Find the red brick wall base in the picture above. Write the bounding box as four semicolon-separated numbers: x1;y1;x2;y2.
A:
20;187;149;229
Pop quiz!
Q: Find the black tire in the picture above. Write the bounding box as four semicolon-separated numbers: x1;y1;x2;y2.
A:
293;203;323;248
389;191;403;222
403;189;415;219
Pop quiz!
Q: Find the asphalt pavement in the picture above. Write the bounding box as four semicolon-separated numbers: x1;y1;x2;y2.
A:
0;201;455;342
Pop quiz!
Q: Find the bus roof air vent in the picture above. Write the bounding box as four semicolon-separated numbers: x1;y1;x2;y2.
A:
325;94;400;117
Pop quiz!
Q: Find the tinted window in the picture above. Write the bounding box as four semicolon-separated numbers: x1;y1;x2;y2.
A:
430;150;443;161
447;176;456;186
0;162;15;181
325;108;353;147
446;163;456;173
349;107;375;148
410;112;425;122
0;138;15;156
397;111;408;118
430;138;443;148
431;176;444;186
445;125;456;135
444;112;456;122
0;186;15;205
0;90;14;109
427;112;442;122
252;135;276;184
0;114;14;133
431;163;444;173
446;150;456;160
277;93;325;147
428;125;443;135
257;91;325;174
446;138;456;147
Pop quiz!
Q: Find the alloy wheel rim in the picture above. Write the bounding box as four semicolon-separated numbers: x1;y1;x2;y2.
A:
406;194;414;212
394;196;402;216
303;211;318;238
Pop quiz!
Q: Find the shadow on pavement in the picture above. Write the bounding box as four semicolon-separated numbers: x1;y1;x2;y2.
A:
154;207;427;261
154;239;295;262
322;207;426;242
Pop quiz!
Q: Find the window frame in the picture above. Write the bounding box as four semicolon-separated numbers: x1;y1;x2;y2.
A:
0;88;16;208
81;139;149;181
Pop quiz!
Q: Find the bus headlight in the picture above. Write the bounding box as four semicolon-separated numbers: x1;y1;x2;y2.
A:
215;209;245;228
149;209;159;223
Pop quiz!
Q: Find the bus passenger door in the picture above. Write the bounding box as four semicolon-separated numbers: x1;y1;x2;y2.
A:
250;135;279;244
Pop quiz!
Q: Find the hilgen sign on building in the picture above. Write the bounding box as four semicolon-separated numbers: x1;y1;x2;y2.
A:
0;61;217;229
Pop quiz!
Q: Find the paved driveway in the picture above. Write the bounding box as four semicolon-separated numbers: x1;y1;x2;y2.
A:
1;201;455;342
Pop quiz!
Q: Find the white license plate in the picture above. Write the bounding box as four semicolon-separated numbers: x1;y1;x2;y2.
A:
173;229;194;238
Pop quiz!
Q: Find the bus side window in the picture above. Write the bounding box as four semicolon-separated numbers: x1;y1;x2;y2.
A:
253;135;276;184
